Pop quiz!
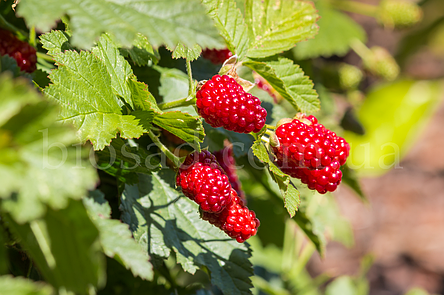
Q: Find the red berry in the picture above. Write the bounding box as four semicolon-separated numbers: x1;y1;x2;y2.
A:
196;75;267;133
201;48;233;64
0;29;37;73
201;189;259;243
214;146;246;202
176;151;232;213
272;114;350;194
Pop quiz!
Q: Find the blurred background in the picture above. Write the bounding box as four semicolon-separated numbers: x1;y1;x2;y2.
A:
243;0;444;294
294;0;444;294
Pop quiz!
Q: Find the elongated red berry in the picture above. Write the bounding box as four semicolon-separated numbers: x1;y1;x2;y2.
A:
271;114;350;194
201;189;259;243
214;146;246;202
196;75;267;133
201;48;233;64
176;151;232;213
0;29;37;73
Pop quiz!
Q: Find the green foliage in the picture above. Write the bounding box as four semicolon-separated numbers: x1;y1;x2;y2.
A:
5;199;105;294
121;172;254;295
18;0;225;50
84;191;154;281
170;43;203;61
244;57;319;113
293;1;366;60
251;139;300;218
0;75;97;222
153;111;205;146
345;80;444;177
3;0;432;293
0;276;54;295
202;0;250;60
245;0;319;58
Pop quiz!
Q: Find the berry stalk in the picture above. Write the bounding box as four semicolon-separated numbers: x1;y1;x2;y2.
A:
147;129;182;169
157;96;197;110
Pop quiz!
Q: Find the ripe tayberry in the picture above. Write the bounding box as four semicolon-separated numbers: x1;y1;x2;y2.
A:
176;151;232;213
214;146;246;202
201;48;233;64
201;189;259;243
196;75;267;133
271;114;350;194
0;29;37;73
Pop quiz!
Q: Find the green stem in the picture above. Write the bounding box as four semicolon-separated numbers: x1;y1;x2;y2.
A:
148;130;182;168
330;0;378;17
157;96;196;110
265;124;276;130
29;26;36;47
0;14;28;40
350;39;373;61
186;58;195;96
37;52;54;62
264;129;275;137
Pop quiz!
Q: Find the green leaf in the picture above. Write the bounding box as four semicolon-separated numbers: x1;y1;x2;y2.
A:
39;30;74;56
0;75;97;222
95;137;162;181
0;275;53;295
84;190;154;281
92;34;134;108
44;50;144;150
170;43;202;61
202;0;250;60
120;33;160;66
128;79;161;113
18;0;225;50
245;0;318;58
156;67;189;103
121;172;254;295
5;200;105;294
293;3;366;59
344;80;444;177
153;112;205;145
244;57;319;113
251;139;300;217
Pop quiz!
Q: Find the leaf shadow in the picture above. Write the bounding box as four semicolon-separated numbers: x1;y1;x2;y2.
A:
120;172;253;293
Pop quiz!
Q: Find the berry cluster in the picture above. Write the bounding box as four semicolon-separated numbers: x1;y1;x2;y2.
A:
0;29;37;73
201;48;233;64
201;189;259;243
271;114;350;194
214;146;246;202
176;151;231;213
196;75;267;133
177;151;259;242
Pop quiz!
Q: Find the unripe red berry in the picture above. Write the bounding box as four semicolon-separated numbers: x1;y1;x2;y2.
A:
196;75;267;133
0;29;37;73
214;146;246;202
176;151;232;213
201;189;259;243
201;48;233;64
271;114;350;194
